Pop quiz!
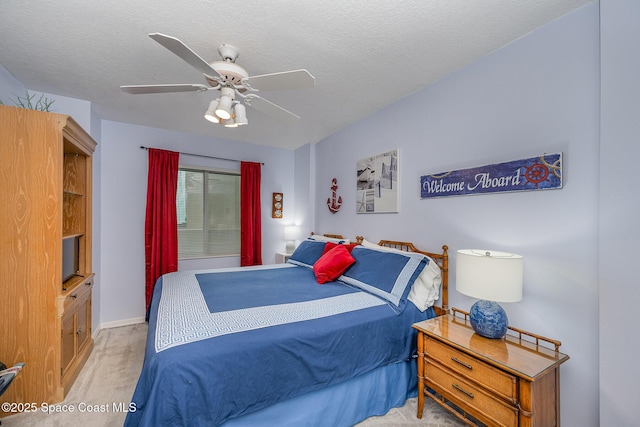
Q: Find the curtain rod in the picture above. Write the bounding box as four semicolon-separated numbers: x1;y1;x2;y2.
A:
140;146;264;165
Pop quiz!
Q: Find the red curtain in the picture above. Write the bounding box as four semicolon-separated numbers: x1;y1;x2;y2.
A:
145;148;179;311
240;161;262;266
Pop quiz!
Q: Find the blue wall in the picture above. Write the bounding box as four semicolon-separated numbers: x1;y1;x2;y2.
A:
98;120;295;323
312;3;600;426
0;65;25;102
599;0;640;425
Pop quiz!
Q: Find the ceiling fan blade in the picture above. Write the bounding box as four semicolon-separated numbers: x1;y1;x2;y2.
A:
244;69;315;92
148;33;219;77
120;84;210;94
243;95;301;124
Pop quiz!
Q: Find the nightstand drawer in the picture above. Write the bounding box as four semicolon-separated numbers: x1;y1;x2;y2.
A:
425;359;518;427
425;336;517;403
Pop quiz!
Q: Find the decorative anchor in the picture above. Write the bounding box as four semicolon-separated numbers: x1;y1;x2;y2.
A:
327;178;342;213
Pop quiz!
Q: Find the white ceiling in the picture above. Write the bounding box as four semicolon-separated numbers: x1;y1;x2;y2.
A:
0;1;592;150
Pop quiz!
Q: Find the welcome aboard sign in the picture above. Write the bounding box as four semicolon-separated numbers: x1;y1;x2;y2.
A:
420;153;562;199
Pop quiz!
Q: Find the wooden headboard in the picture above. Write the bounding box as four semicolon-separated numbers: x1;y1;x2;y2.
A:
310;232;347;240
375;239;449;317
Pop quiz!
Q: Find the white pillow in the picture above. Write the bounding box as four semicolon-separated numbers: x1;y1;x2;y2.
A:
308;234;351;244
360;239;442;311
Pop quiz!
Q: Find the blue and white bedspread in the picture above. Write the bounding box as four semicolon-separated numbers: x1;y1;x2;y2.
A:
125;263;431;427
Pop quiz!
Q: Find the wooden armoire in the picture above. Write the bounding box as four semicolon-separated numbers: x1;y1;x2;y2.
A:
0;106;96;410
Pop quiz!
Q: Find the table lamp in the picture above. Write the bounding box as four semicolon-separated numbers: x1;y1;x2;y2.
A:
456;249;523;339
284;226;300;254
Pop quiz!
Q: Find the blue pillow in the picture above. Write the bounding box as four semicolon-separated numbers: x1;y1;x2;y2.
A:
287;240;327;268
339;246;427;312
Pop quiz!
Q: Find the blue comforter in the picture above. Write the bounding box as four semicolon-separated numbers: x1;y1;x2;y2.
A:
125;264;431;426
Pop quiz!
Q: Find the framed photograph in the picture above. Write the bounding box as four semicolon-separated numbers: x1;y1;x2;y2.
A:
356;149;398;213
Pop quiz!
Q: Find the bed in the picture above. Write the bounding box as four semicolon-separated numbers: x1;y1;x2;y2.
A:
125;235;449;427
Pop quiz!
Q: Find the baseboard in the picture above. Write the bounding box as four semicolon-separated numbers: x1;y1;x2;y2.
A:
93;317;146;339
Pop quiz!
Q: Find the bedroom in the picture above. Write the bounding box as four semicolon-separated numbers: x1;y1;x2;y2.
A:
1;1;638;426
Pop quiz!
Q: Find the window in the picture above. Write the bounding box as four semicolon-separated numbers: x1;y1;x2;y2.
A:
176;167;240;258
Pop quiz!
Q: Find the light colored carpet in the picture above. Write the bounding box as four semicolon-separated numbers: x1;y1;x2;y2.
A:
2;323;147;427
2;323;465;426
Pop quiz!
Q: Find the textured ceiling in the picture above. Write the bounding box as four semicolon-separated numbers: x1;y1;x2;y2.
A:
0;1;592;150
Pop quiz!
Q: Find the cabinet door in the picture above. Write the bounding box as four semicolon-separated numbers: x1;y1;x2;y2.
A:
77;294;91;353
61;311;76;378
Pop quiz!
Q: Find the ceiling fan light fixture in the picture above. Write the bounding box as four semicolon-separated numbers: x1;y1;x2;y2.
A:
123;34;314;126
223;118;238;128
204;99;221;123
215;95;233;120
234;104;248;126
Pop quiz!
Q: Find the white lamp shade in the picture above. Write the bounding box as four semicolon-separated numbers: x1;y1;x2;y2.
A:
283;226;300;241
204;100;220;123
234;104;248;125
223;118;238;127
215;95;233;120
456;249;523;302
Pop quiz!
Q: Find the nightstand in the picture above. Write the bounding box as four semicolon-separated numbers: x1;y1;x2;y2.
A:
275;251;292;264
413;308;569;427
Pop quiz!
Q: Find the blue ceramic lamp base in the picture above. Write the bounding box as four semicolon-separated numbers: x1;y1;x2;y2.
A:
469;300;508;339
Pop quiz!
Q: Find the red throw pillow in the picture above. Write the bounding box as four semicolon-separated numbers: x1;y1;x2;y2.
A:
322;242;358;255
313;245;356;284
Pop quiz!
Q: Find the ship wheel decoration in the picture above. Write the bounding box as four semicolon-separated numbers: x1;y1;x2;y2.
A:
524;155;562;188
327;178;342;213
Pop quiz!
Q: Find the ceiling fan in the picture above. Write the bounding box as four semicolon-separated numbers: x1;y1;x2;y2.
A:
120;33;315;127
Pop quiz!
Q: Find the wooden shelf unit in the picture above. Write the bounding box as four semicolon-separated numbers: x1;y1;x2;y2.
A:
0;106;96;411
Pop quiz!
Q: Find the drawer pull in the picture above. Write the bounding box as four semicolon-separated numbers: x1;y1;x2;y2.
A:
451;356;473;370
71;294;77;300
452;383;474;399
